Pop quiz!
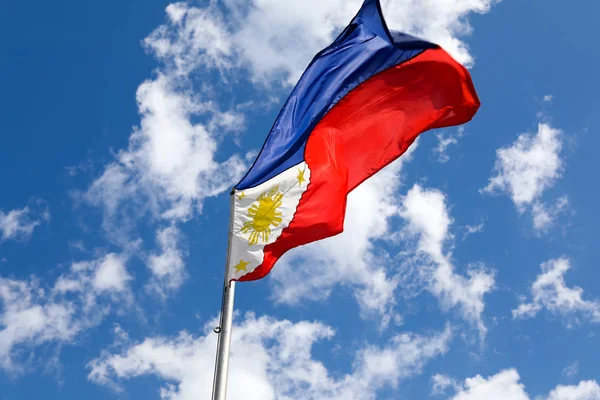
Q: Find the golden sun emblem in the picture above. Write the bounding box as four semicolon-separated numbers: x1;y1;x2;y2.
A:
241;185;284;245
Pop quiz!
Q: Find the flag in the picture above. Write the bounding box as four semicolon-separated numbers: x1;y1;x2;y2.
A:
226;0;480;282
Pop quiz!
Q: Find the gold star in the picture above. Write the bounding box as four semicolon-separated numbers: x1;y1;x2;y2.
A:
233;259;250;273
237;191;246;200
297;169;306;187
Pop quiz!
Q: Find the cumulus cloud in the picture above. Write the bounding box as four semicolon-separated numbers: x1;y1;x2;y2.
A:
54;253;134;303
146;0;497;87
432;373;461;396
0;201;49;242
92;253;132;293
0;278;79;371
144;3;234;76
547;381;600;400
81;37;247;299
83;74;247;235
482;123;563;208
273;182;495;336
450;369;529;400
170;0;494;84
481;123;567;232
532;196;569;234
513;258;600;324
79;2;258;301
0;252;133;371
146;226;186;298
88;313;451;399
398;185;495;338
440;369;600;400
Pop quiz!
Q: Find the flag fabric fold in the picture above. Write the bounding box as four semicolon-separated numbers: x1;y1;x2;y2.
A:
227;0;480;282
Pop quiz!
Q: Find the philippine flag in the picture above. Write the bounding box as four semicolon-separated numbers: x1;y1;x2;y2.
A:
227;0;480;282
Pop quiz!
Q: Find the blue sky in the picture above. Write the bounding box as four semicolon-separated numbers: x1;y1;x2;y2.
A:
1;0;599;399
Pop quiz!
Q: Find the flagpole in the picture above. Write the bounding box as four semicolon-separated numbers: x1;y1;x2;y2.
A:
211;192;236;400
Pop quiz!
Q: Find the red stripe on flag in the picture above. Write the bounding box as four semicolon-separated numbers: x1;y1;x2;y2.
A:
237;48;479;282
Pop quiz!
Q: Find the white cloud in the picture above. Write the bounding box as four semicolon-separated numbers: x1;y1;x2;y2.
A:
562;362;579;378
84;74;247;234
145;3;234;76
450;369;529;400
482;123;563;208
547;381;600;400
0;252;132;371
88;313;451;400
0;201;49;242
55;253;133;303
79;9;249;305
532;196;569;233
208;110;247;135
481;123;567;232
272;182;495;336
432;373;461;396
92;253;132;293
0;278;79;371
400;186;452;261
270;146;415;321
399;185;495;338
543;95;553;103
443;369;600;400
435;128;465;163
146;0;498;87
513;258;600;324
357;324;452;391
146;226;186;298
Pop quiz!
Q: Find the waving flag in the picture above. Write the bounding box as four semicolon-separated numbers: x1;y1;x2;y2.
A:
226;0;480;282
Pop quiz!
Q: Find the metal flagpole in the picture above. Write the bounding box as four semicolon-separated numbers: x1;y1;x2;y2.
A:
211;192;237;400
